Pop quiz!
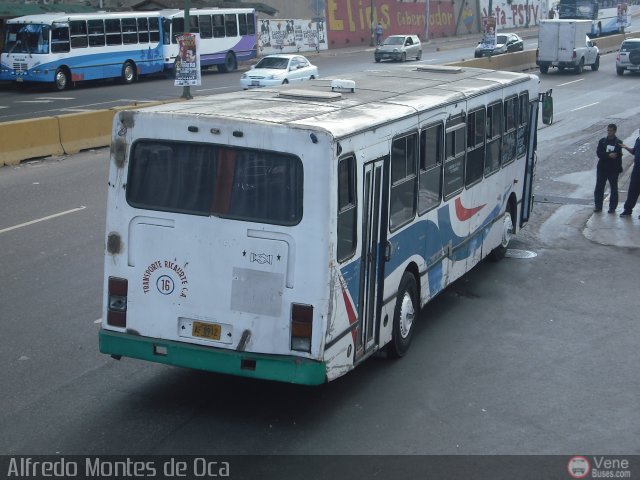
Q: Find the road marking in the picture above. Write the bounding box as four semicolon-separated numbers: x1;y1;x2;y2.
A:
15;100;54;103
557;79;584;86
0;106;8;109
195;86;234;92
94;318;102;324
0;206;86;235
36;97;75;100
570;102;599;112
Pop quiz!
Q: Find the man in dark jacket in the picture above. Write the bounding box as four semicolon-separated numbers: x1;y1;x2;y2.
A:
594;123;623;213
619;129;640;217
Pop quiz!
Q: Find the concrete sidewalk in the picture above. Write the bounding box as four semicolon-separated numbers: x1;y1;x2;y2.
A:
584;153;640;249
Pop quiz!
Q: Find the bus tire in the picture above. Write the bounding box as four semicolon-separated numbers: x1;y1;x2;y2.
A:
489;205;514;261
54;67;70;91
122;61;137;84
218;52;237;73
387;272;418;358
591;55;600;71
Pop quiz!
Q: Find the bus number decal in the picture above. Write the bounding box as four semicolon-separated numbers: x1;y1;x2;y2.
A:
142;259;190;298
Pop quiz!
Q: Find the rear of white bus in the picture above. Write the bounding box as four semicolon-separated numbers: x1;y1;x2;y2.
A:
99;109;332;385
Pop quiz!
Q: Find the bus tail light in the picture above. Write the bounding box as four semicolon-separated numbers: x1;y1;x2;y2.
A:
107;277;128;328
291;303;313;352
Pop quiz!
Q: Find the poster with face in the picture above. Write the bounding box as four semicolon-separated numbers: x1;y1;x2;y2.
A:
174;33;201;86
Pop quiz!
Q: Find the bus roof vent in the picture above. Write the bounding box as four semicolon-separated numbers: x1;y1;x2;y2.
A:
416;65;464;74
278;89;343;101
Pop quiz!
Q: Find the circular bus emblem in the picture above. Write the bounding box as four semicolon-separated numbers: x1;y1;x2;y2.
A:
156;275;175;295
567;456;590;479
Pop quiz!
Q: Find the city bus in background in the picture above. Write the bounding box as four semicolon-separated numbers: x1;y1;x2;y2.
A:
100;64;551;385
160;8;256;73
558;0;630;36
0;12;164;90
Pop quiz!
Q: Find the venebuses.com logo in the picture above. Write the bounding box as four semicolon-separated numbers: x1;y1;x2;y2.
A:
567;456;632;479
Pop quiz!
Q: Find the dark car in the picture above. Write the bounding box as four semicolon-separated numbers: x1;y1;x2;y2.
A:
474;33;524;58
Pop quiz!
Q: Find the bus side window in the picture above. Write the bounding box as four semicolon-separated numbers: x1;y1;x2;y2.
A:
516;92;529;158
465;109;485;187
443;122;465;199
70;20;88;49
502;96;517;166
88;20;105;47
199;15;213;39
149;17;160;43
484;102;502;176
390;133;418;231
105;19;122;46
239;14;248;35
213;15;225;38
337;156;357;262
225;14;238;37
418;123;443;215
122;18;138;45
137;18;149;43
247;13;256;35
51;23;70;53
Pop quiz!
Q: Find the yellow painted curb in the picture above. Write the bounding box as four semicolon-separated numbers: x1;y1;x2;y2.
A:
57;109;117;155
0;117;63;167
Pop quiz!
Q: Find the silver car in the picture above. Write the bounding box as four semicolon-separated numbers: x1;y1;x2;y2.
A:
240;54;319;89
616;38;640;76
374;35;422;63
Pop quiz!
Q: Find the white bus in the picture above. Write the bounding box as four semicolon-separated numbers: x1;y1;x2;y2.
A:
100;65;549;385
0;12;164;90
159;8;257;73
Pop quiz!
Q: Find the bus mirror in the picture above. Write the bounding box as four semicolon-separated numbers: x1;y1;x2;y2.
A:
542;94;553;125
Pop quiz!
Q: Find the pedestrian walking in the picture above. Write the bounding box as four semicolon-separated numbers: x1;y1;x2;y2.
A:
594;123;623;213
619;129;640;217
375;22;383;46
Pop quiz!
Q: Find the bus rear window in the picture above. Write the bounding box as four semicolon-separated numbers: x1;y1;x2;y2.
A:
126;141;303;226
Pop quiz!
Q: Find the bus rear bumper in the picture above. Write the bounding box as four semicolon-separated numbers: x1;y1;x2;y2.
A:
99;329;327;386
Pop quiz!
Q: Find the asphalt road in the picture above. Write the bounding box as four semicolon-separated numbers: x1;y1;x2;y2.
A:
0;32;541;122
0;47;638;467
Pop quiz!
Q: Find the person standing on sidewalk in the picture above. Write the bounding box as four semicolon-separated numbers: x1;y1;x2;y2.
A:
375;22;384;46
619;130;640;218
594;123;623;213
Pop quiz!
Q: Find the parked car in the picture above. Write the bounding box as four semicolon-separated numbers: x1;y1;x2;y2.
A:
240;54;319;89
475;33;524;58
374;35;422;62
616;38;640;75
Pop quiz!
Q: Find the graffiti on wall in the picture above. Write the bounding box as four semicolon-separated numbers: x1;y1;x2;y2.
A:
258;19;328;54
479;0;541;28
323;0;540;47
326;0;459;47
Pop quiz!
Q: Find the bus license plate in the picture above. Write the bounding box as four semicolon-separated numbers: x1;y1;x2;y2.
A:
192;321;222;341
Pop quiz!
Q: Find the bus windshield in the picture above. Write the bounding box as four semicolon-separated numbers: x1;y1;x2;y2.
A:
558;0;596;19
3;23;50;54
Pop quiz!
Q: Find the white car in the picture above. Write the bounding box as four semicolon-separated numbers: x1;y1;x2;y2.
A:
240;54;319;89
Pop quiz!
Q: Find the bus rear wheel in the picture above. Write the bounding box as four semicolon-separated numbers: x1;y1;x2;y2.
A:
121;61;137;84
218;52;237;73
489;207;514;261
387;272;418;358
54;68;70;91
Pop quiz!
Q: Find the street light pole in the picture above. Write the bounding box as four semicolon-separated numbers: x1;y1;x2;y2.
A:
181;0;192;100
369;0;374;47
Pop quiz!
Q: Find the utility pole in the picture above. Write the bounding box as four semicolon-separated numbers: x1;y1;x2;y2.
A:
369;0;374;46
181;0;192;100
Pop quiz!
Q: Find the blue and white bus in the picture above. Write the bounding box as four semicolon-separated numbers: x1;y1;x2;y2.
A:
160;8;256;73
0;12;164;90
100;66;550;385
558;0;630;36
